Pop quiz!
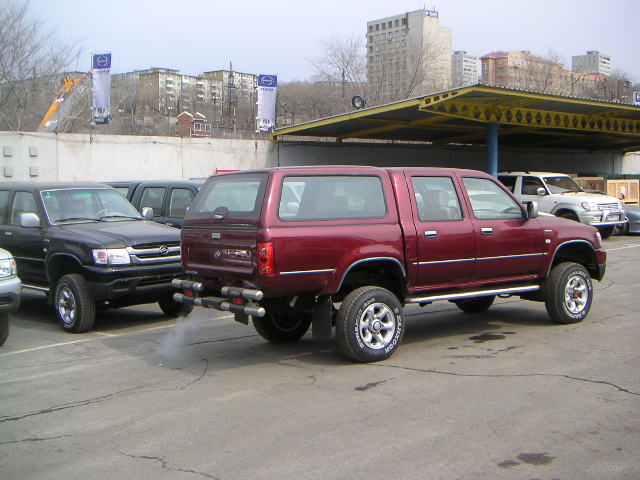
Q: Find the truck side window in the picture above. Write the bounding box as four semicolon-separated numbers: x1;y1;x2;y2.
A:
280;176;386;221
497;175;516;193
522;177;545;195
168;189;195;218
140;188;165;217
462;178;524;220
9;191;37;225
411;176;462;222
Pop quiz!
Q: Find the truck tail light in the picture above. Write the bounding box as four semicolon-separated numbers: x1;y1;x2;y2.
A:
257;242;275;275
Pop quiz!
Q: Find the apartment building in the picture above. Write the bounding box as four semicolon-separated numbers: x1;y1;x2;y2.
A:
115;68;256;115
451;51;479;87
366;9;452;101
480;51;565;92
572;51;611;76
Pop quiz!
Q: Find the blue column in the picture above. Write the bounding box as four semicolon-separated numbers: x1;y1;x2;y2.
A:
486;123;499;177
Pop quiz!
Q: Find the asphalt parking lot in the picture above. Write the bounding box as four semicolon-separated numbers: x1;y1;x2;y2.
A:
1;235;639;480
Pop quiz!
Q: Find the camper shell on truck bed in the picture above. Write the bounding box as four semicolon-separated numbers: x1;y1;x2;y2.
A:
174;166;606;362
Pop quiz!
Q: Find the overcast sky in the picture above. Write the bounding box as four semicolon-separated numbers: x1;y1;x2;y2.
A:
18;0;640;82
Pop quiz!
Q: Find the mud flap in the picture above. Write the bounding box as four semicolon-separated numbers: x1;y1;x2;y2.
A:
312;296;333;341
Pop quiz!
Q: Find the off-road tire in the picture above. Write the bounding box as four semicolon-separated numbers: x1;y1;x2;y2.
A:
454;295;495;314
159;293;194;318
544;262;593;324
0;313;9;346
55;274;96;333
336;286;405;363
252;310;312;343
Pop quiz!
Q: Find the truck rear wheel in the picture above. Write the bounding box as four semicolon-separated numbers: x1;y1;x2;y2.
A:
55;274;96;333
252;311;312;343
336;286;405;363
544;262;592;324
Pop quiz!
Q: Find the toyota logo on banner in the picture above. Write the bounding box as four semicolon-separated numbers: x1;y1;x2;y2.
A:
259;75;277;88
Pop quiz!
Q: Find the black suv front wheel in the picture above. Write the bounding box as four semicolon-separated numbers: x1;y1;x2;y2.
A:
55;274;96;333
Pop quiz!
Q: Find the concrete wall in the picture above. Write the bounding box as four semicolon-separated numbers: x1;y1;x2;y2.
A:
0;132;277;182
1;131;637;183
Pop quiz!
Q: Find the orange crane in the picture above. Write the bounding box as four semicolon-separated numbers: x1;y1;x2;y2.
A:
36;73;90;132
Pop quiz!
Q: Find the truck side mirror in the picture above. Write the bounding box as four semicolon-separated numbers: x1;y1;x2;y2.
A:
141;207;154;220
536;187;546;196
524;201;539;219
19;212;41;228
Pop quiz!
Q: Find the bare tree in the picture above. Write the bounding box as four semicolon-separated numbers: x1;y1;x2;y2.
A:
0;1;80;131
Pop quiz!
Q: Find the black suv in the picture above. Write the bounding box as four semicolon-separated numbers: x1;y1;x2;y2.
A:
0;182;191;333
106;180;204;228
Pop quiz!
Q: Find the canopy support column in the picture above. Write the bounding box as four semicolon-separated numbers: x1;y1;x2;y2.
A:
486;123;499;177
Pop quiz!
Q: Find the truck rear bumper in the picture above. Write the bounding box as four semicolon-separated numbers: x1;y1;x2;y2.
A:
172;279;265;318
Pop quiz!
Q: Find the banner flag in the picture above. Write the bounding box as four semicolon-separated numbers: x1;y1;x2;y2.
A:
256;74;277;132
92;53;112;124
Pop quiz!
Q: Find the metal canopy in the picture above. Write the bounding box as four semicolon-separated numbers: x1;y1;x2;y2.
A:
271;85;640;153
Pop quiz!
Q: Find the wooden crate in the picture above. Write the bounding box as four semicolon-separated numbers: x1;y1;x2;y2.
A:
606;179;639;204
575;177;605;193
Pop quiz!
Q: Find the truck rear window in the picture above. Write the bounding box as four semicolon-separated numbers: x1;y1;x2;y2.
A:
279;175;386;221
190;173;267;219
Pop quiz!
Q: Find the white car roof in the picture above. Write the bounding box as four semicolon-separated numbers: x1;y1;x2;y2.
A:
498;172;572;178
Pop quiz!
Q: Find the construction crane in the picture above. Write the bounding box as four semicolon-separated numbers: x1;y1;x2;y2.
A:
36;73;91;132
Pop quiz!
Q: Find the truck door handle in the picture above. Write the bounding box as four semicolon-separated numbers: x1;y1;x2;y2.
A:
481;227;493;235
424;230;438;238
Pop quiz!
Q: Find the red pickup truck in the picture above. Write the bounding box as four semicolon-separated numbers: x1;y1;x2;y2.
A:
173;166;606;362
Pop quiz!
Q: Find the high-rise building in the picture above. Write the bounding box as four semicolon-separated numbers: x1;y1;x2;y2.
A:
366;9;452;101
451;51;478;87
572;51;611;76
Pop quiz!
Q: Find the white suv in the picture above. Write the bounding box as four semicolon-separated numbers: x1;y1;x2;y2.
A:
498;172;626;238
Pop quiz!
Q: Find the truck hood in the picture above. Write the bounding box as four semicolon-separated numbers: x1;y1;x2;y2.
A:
57;220;180;248
555;191;620;204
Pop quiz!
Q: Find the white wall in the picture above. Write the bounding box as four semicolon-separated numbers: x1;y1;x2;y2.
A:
0;132;277;182
1;131;637;183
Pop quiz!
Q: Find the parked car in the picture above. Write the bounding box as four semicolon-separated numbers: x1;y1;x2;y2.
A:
106;180;204;228
0;247;21;346
620;204;640;234
173;166;606;362
498;172;626;238
0;182;190;333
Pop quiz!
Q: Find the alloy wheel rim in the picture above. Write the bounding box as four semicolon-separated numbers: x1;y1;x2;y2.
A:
57;287;76;325
358;302;396;350
564;274;588;314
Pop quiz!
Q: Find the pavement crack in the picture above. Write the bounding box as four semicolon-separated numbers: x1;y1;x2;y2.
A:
0;386;149;423
378;364;640;396
180;359;209;390
121;452;221;479
0;434;71;445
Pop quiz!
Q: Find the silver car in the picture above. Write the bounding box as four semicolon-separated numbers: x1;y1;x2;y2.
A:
0;247;21;346
621;205;640;234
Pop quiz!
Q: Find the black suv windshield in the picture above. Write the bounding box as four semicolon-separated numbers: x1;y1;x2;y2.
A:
41;188;141;224
543;176;584;194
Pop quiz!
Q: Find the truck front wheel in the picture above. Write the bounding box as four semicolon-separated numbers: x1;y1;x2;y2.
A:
55;274;96;333
544;262;593;324
337;286;405;363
